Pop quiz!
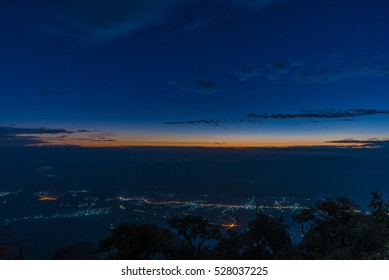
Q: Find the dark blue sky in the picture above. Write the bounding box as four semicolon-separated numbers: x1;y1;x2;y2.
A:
1;0;389;147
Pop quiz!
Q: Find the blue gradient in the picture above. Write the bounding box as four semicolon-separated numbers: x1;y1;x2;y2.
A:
1;0;389;147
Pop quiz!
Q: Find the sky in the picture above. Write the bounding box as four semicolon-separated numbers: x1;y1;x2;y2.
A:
1;0;389;148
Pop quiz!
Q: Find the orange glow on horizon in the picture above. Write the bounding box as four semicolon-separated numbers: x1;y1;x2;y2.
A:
25;131;384;149
33;139;376;149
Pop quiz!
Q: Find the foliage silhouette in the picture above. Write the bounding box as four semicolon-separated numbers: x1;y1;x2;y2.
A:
213;227;243;259
0;227;28;260
167;215;220;259
76;192;389;259
293;194;389;259
98;223;175;259
240;212;293;259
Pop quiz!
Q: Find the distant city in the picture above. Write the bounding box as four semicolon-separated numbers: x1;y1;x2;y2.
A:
1;185;313;228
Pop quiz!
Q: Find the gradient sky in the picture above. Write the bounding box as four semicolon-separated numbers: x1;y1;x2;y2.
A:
1;0;389;147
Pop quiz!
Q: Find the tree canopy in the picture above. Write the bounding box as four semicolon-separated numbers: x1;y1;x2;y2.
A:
84;192;389;260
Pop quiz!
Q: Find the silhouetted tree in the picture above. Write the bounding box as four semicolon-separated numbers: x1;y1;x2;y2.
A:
0;227;28;260
363;191;389;259
168;215;220;259
369;191;389;222
294;194;389;259
98;223;175;259
240;212;292;259
51;242;97;260
0;228;13;260
293;197;362;259
95;192;389;260
213;227;243;259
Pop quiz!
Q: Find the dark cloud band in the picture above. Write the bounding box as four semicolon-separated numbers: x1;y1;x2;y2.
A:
0;126;90;147
40;91;72;97
247;109;389;119
169;79;220;95
164;109;389;127
326;139;389;149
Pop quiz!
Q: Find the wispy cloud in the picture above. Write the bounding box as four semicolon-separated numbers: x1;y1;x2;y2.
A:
233;67;264;81
89;138;117;142
169;79;220;95
40;90;72;97
164;119;225;126
266;60;289;80
326;138;389;149
0;126;92;147
247;109;389;119
291;60;389;84
241;0;287;10
0;127;72;135
18;0;285;43
164;108;389;127
31;0;286;43
164;117;262;126
50;0;178;42
0;126;73;146
235;52;389;84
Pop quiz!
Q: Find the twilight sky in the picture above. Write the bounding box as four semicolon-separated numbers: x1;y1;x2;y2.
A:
1;0;389;147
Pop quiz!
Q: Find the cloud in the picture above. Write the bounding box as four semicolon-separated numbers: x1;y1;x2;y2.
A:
0;127;71;135
266;60;289;80
164;119;225;126
237;52;389;84
49;0;179;42
291;61;389;84
326;139;389;149
164;117;261;126
164;108;389;127
169;79;220;95
89;138;117;142
247;109;389;120
233;67;264;81
27;0;286;42
40;90;72;97
287;53;389;84
0;126;73;146
0;126;91;147
238;0;286;10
